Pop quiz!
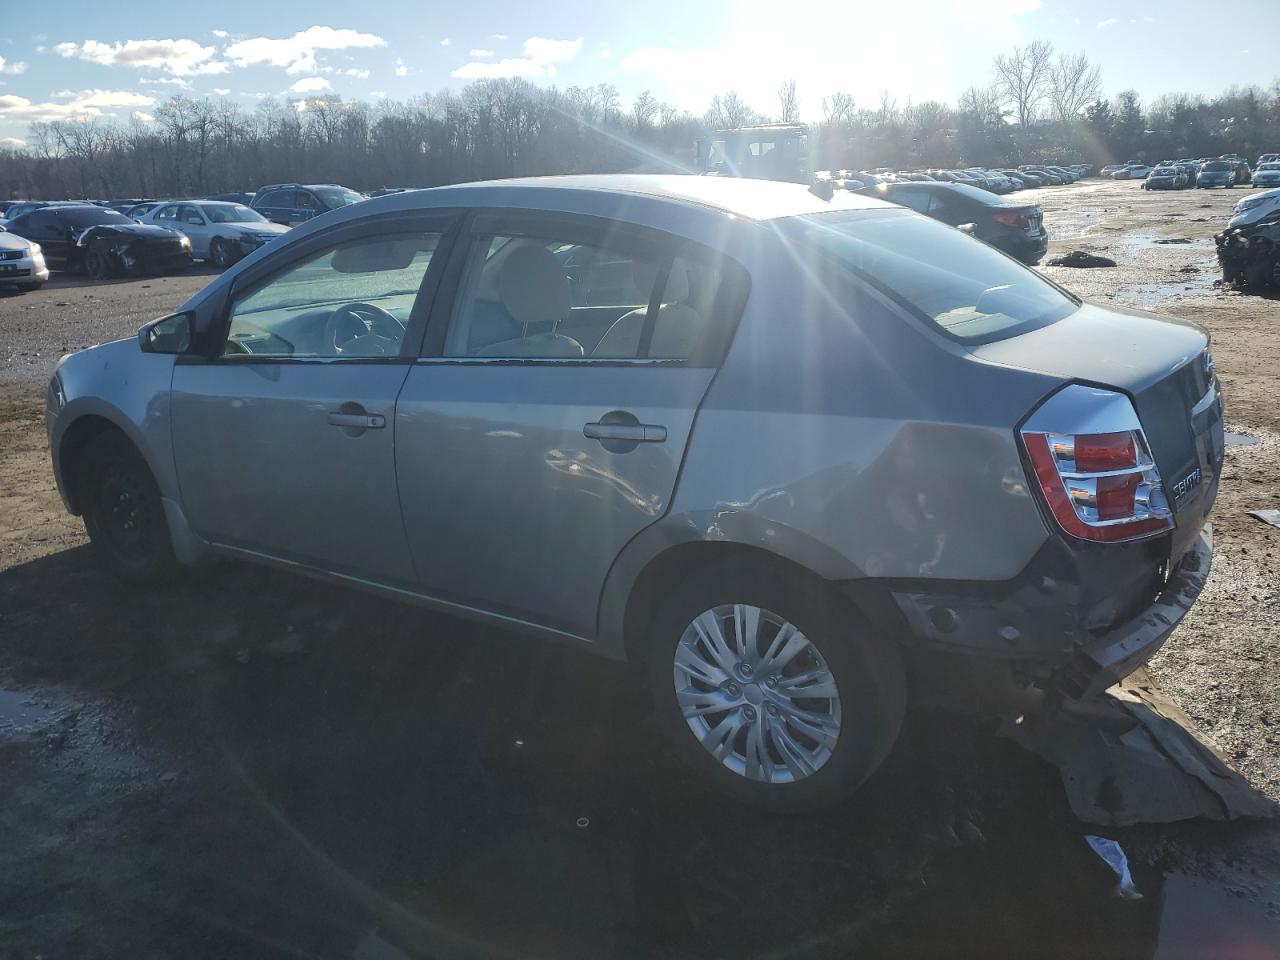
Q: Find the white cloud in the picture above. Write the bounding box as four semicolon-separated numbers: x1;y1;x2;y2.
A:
394;58;408;77
0;88;154;122
0;56;27;75
131;111;154;123
468;49;493;58
212;29;228;39
224;25;385;75
0;137;27;148
342;67;370;79
370;90;386;98
491;34;508;40
288;76;331;94
451;36;582;81
621;47;695;73
597;48;614;61
439;38;451;46
213;87;231;95
54;38;226;76
139;76;192;88
1097;17;1117;27
522;37;583;63
53;88;155;109
35;46;47;54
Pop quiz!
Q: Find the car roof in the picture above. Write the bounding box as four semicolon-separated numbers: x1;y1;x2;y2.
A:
362;175;889;223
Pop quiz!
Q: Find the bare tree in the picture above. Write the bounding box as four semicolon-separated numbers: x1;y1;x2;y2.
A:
993;40;1055;128
778;80;799;123
707;90;757;129
821;92;856;126
1049;51;1102;124
632;90;658;129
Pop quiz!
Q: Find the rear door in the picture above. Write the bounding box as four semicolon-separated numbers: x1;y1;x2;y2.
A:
171;211;456;581
394;210;749;638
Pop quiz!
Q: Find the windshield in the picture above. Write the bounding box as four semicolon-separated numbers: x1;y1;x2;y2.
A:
201;204;266;224
58;207;133;228
1204;161;1231;172
311;187;366;209
1260;163;1280;171
779;209;1076;344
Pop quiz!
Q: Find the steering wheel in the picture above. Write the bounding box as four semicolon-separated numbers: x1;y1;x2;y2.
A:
323;301;405;356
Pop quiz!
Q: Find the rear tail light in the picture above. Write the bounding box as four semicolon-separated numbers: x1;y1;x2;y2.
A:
1020;385;1174;543
992;210;1030;228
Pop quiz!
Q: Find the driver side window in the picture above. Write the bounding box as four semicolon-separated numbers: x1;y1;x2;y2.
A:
223;230;441;359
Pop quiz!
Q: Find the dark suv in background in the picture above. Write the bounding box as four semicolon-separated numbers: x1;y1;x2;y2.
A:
250;183;367;226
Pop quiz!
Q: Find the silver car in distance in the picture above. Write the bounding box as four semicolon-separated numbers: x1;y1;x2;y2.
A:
46;176;1222;809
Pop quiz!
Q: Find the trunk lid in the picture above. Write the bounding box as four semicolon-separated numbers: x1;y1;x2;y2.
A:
973;302;1223;561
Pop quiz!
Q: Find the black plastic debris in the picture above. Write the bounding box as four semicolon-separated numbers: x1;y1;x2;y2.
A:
1046;251;1118;268
1003;668;1276;826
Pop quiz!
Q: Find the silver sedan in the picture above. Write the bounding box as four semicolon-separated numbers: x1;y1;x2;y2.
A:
46;176;1221;808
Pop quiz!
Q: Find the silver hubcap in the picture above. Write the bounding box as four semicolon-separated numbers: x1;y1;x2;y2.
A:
672;604;842;784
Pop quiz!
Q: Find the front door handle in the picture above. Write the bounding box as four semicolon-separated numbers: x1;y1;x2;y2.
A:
584;421;666;443
327;412;386;429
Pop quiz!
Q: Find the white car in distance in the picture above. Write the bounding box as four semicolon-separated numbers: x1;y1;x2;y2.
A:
139;201;290;269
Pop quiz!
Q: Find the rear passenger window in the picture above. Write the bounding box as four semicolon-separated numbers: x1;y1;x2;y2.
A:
443;226;747;363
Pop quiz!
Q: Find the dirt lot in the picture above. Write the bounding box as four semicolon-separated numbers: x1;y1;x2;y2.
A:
1;180;1279;958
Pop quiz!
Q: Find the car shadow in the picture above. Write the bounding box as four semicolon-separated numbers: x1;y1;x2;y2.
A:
0;547;1178;958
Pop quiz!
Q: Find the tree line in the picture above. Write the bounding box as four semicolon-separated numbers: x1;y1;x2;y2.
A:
1;41;1278;201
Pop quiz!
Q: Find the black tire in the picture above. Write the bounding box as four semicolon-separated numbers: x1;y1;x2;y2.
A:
646;564;905;811
78;431;180;584
210;237;234;270
84;249;114;281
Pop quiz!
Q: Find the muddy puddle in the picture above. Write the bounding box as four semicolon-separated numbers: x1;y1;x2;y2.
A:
1226;430;1262;448
0;687;61;735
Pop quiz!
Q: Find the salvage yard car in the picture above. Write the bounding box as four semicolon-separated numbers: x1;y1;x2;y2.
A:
1197;160;1237;189
4;205;191;278
45;175;1222;809
0;223;49;292
872;180;1048;264
139;201;289;268
1251;162;1280;189
1143;166;1188;190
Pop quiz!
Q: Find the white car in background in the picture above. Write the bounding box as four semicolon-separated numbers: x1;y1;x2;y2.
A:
138;201;290;269
0;224;50;292
1227;188;1280;229
1113;164;1152;180
1251;162;1280;189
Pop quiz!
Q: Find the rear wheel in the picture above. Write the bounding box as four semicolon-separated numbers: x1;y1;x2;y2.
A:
647;566;905;810
78;431;179;584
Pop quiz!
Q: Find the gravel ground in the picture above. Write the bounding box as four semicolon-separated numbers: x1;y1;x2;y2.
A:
2;179;1279;957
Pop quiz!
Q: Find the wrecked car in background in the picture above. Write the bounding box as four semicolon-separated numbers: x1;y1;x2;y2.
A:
3;205;191;279
0;222;49;292
1217;217;1280;291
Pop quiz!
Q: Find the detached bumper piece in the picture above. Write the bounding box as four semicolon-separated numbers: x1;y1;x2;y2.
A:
1051;523;1212;701
1216;220;1280;291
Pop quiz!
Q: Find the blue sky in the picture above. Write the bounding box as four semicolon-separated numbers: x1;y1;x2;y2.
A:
2;0;1278;146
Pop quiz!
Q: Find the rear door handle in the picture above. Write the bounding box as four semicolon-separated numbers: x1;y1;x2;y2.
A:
327;412;386;429
584;421;667;442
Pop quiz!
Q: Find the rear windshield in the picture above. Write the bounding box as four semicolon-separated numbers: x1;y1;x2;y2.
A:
779;209;1077;344
1203;162;1231;172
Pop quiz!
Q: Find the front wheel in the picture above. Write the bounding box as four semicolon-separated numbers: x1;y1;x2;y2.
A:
78;431;180;584
210;237;234;269
647;567;905;810
84;249;115;281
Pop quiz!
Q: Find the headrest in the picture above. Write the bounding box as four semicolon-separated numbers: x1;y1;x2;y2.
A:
498;245;569;327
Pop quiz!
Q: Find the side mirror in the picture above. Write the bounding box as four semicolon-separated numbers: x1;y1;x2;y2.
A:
139;312;194;354
958;223;977;236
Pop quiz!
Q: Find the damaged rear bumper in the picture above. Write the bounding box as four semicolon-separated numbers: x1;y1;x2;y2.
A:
1050;523;1212;699
865;522;1212;700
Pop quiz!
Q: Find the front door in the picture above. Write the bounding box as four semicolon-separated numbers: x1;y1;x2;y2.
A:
171;216;452;582
176;203;212;258
395;211;748;638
